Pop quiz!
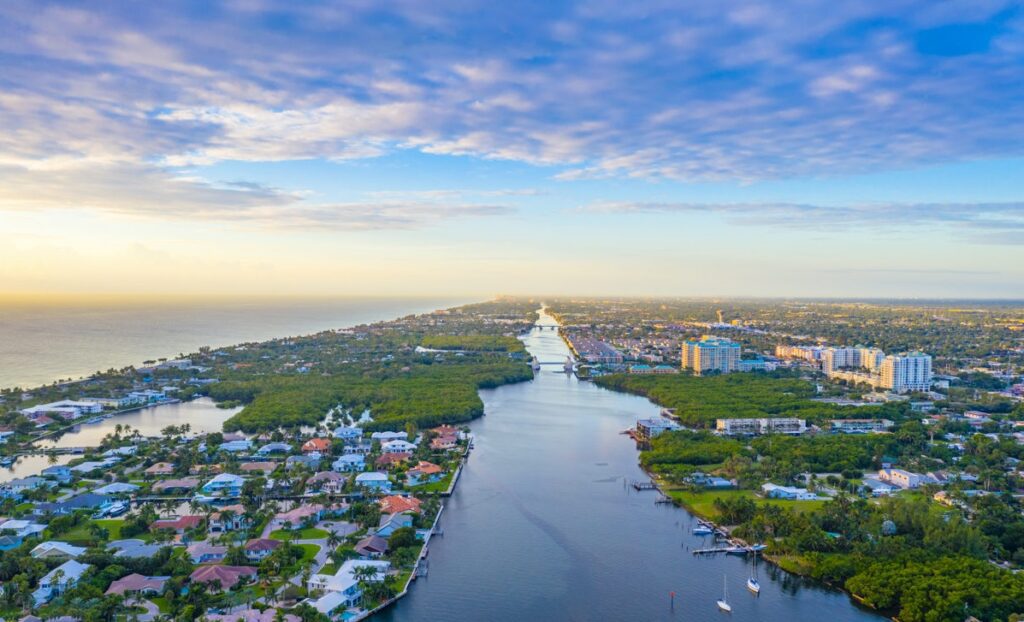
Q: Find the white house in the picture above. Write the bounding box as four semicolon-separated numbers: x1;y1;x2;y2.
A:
307;559;390;609
202;473;244;496
219;439;253;453
333;426;363;442
381;440;417;454
371;431;407;442
332;454;365;472
33;560;90;605
761;483;821;501
31;541;87;560
878;468;927;489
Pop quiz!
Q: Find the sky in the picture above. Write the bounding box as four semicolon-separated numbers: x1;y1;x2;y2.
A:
1;1;1023;299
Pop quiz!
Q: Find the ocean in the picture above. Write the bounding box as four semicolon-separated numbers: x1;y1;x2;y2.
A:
0;295;470;390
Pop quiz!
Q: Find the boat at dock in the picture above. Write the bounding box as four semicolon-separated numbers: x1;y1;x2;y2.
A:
692;525;713;536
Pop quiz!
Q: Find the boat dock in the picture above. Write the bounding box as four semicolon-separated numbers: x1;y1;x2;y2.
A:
632;480;657;491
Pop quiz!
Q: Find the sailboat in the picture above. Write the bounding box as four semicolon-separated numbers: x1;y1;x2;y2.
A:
717;574;732;612
747;556;761;594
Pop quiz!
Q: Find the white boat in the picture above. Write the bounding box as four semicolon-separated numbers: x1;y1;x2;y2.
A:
693;525;713;535
717;575;731;612
747;577;760;594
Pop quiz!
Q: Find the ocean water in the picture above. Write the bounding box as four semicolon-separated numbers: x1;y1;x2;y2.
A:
0;295;468;390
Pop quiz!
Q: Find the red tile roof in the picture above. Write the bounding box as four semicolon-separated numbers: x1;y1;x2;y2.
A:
189;565;257;590
379;495;422;515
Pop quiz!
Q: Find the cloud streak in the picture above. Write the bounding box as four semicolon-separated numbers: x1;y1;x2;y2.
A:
581;200;1024;243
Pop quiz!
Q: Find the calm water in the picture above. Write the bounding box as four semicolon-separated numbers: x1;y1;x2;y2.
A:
0;296;467;390
380;310;881;622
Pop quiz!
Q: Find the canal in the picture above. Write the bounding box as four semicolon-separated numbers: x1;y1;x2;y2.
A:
379;309;881;621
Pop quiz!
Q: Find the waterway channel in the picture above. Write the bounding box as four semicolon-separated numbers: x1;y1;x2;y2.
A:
379;309;882;621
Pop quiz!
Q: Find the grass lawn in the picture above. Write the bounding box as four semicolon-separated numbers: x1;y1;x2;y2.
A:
150;597;172;613
270;527;329;541
666;489;827;522
297;543;321;563
319;562;338;575
407;471;455;493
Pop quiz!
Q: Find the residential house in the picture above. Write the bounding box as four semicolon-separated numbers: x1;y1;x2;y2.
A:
105;573;169;596
0;519;47;539
333;454;365;472
761;483;821;500
371;431;407;442
207;610;299;622
93;482;139;495
309;591;349;619
33;560;90;606
240;461;278;475
31;541;87;560
35;493;113;516
343;443;373;455
145;462;176;476
379;495;422;515
41;465;73;484
273;504;325;529
107;539;164;559
1;476;51;499
302;438;331;454
375;512;413;538
189;565;257;591
353;535;389;558
209;505;250;533
354;472;391;493
375;452;411;470
287;454;321;469
244;538;282;562
332;426;363;442
256;442;291;457
307;559;390;609
152;477;200;493
407;461;443;486
151;515;204;534
202;473;244;496
188;542;228;564
219;439;253;453
382;439;417;454
307;471;347;494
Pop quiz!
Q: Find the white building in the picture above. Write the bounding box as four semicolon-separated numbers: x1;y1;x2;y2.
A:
830;419;894;434
761;483;821;500
879;353;932;393
716;418;806;436
879;468;927;489
33;560;90;605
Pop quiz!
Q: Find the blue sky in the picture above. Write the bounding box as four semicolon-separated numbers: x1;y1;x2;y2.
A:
1;1;1023;297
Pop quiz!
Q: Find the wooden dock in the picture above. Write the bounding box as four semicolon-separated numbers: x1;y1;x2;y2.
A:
632;480;657;491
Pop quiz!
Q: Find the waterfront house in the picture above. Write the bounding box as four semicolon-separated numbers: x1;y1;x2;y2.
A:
309;591;349;619
307;471;347;494
375;452;411;469
207;610;299;622
145;462;176;476
287;454;321;469
407;461;443;486
188;542;228;564
257;442;291;456
41;465;73;483
151;515;204;534
33;560;90;606
31;541;87;560
332;454;365;472
332;426;363;442
302;438;332;453
375;512;414;538
152;477;200;493
431;435;459;451
71;458;120;473
307;559;390;602
105;573;169;596
354;472;392;493
354;535;389;557
1;476;50;499
379;495;422;515
202;473;244;496
371;431;408;442
35;493;113;516
762;483;821;500
382;439;417;454
0;519;47;539
209;504;249;532
189;564;257;591
219;439;253;453
240;461;278;475
635;418;680;440
102;445;138;457
93;482;139;495
107;539;164;559
244;538;282;562
688;473;736;489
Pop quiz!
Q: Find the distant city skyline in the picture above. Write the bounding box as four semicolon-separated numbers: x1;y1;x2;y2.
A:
1;2;1023;298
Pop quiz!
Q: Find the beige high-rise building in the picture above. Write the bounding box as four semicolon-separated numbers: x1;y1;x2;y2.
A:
879;353;932;393
682;336;741;375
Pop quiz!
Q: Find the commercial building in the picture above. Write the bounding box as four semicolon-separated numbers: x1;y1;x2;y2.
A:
681;336;741;375
716;418;806;436
830;419;895;434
